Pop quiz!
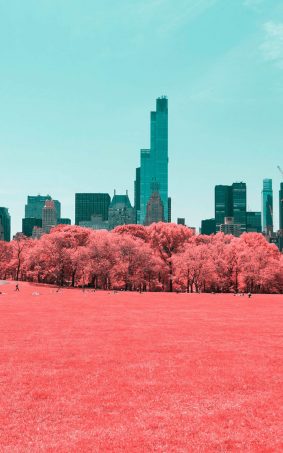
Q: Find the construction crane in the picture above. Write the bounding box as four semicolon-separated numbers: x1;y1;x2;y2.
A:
277;165;283;179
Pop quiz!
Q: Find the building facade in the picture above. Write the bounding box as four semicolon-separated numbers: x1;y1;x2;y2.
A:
168;197;171;223
144;187;164;226
58;218;71;225
232;182;247;233
22;218;42;237
42;200;57;233
108;193;135;230
215;183;246;234
75;193;110;225
79;215;109;230
134;167;141;224
25;195;61;220
262;179;273;234
0;207;11;241
220;217;241;237
201;218;216;235
215;185;233;231
138;97;169;225
246;211;262;233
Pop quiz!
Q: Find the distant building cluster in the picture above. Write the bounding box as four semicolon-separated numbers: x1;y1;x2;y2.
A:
201;179;283;250
0;97;283;251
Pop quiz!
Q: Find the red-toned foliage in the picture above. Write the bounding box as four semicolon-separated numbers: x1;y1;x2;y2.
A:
0;224;282;293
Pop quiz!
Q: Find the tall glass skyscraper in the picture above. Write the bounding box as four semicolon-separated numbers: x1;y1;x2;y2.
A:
232;182;247;233
138;97;168;225
215;182;246;234
262;179;273;234
215;185;233;231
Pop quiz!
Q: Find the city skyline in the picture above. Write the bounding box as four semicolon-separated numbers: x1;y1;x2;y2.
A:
0;0;283;234
1;90;283;236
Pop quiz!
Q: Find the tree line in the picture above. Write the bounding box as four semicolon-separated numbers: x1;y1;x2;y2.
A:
0;223;282;293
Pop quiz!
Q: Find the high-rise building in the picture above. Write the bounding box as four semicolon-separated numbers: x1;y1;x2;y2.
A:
215;185;233;231
22;218;42;237
246;212;262;233
75;193;111;225
108;192;136;230
134;167;141;223
201;218;216;235
138;97;168;225
177;218;186;226
262;179;273;234
232;182;247;233
144;184;164;226
168;197;171;222
0;207;11;241
215;183;246;234
25;195;61;220
42;200;57;233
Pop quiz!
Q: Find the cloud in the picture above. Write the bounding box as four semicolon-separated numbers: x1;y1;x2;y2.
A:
260;21;283;67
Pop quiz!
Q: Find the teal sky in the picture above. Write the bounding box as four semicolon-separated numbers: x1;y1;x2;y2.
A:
1;0;283;234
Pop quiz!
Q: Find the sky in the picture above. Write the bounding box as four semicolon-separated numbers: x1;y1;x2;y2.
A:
0;0;282;234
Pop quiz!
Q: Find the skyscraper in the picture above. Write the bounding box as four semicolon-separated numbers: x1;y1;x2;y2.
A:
75;193;111;225
42;200;57;233
144;183;164;226
215;183;246;234
138;97;168;225
25;195;61;219
262;179;273;234
0;207;11;241
215;185;233;231
232;182;247;233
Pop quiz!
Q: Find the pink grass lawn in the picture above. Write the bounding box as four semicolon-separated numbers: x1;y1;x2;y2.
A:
0;282;282;452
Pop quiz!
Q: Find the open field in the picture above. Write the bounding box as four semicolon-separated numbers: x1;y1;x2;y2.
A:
0;282;282;452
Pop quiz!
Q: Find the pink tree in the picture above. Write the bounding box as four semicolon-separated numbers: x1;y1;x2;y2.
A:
113;224;149;242
86;230;117;289
238;233;282;293
148;222;193;291
0;241;13;279
110;234;161;291
173;240;215;292
10;235;31;281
